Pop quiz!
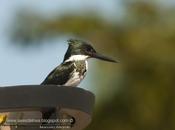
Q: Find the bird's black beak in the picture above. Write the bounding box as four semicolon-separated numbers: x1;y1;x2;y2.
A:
91;52;119;63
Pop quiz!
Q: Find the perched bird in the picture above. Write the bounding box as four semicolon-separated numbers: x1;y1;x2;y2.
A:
41;39;118;124
41;39;118;86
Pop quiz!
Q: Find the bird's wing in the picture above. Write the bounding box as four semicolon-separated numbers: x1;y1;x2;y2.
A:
41;61;75;85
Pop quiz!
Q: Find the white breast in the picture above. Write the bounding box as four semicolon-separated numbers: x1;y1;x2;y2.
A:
64;61;88;87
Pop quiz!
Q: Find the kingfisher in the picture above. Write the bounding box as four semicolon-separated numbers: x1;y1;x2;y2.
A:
41;39;118;124
41;39;118;86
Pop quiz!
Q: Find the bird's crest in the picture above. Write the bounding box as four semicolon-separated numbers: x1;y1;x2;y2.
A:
67;38;89;47
67;39;77;45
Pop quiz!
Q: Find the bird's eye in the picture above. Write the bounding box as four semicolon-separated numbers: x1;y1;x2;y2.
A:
87;47;94;52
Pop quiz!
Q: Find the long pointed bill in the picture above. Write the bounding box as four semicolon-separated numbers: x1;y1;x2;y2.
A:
92;52;119;63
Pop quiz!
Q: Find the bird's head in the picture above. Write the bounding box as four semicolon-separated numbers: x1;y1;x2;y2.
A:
64;39;118;63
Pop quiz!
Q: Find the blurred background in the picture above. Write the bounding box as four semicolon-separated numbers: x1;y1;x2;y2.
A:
0;0;175;130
